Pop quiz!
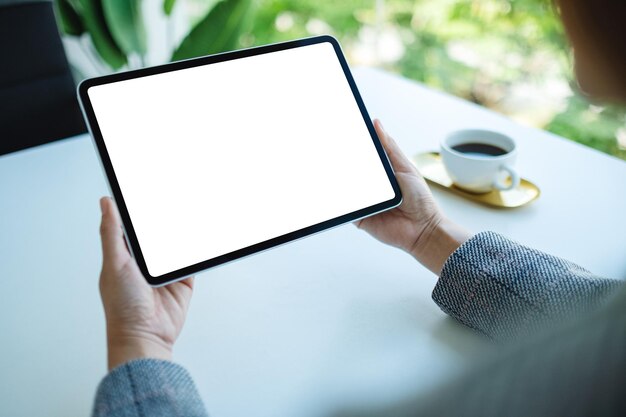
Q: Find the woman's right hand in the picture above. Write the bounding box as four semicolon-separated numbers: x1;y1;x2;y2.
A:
356;120;471;274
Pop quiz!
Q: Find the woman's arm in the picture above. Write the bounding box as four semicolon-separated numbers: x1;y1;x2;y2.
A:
92;359;207;417
355;120;472;275
359;121;621;341
433;231;621;340
93;197;208;416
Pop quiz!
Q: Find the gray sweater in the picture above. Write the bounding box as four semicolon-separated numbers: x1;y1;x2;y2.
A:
91;232;625;417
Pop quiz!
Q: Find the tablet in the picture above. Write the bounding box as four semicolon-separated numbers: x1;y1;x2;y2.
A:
79;35;402;286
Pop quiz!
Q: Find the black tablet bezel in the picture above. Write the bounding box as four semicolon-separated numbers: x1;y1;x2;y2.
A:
78;35;402;286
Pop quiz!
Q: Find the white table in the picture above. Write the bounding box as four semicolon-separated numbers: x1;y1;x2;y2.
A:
1;68;625;417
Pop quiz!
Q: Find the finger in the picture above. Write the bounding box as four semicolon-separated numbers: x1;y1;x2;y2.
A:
180;276;194;291
99;197;129;267
374;119;417;174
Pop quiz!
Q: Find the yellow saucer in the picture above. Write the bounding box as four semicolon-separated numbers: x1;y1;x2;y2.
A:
412;152;540;208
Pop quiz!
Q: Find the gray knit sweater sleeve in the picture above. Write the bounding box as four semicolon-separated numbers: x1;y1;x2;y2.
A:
91;232;622;415
433;231;621;340
91;359;208;417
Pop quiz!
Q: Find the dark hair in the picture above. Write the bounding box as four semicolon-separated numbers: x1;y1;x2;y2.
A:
556;1;626;97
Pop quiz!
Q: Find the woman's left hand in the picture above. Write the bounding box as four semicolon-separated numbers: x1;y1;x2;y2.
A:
98;197;194;370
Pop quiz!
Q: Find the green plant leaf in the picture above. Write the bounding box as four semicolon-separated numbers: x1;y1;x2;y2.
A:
102;0;147;55
53;0;84;36
163;0;176;16
79;0;127;69
171;0;254;62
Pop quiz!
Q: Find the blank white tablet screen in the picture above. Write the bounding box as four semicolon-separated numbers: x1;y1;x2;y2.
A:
88;41;396;277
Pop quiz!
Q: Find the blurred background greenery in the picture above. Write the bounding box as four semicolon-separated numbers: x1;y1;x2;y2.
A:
57;0;626;160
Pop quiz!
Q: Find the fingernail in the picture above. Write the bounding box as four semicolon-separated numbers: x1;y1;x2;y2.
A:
100;198;108;215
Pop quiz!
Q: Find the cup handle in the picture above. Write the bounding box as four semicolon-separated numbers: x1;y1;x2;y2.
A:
493;165;520;191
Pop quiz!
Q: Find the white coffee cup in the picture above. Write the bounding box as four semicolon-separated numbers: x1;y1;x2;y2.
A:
441;129;520;193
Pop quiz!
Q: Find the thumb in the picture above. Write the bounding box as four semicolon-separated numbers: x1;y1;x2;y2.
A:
99;197;130;269
373;119;417;174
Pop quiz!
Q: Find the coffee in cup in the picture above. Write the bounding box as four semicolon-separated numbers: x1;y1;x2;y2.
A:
441;129;520;193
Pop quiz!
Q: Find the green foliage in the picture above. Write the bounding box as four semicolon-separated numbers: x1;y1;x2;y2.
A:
250;0;365;46
53;0;84;36
395;0;570;99
102;0;147;55
53;0;625;159
57;0;254;71
399;0;624;160
172;0;255;61
163;0;177;16
247;0;625;161
547;95;626;160
76;0;127;69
